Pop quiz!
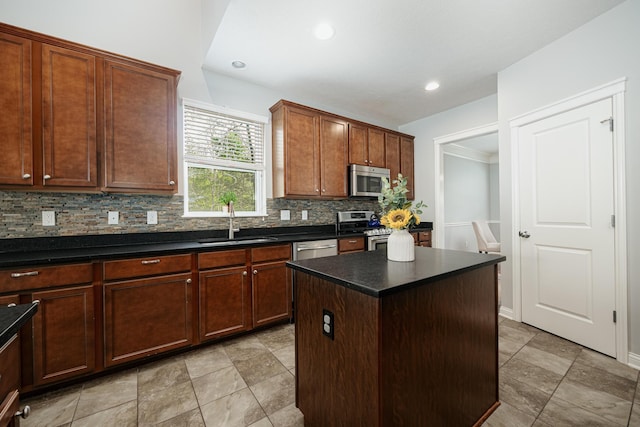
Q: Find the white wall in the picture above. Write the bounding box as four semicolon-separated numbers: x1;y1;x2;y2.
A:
399;94;498;223
498;0;640;354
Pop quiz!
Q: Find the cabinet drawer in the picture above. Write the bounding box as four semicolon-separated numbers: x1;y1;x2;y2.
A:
103;254;191;281
198;249;247;270
0;335;19;407
338;237;365;253
0;263;93;292
251;244;291;263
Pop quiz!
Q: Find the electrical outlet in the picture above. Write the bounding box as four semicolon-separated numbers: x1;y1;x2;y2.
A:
322;309;334;340
108;211;119;225
42;211;55;227
301;210;308;220
280;210;290;221
147;211;158;225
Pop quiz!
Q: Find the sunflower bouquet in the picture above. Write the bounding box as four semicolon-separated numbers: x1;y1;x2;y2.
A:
378;174;425;230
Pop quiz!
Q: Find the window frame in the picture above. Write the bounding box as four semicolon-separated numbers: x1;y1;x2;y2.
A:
182;98;268;218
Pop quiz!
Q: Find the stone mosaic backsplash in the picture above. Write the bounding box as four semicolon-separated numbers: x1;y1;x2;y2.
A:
0;191;380;239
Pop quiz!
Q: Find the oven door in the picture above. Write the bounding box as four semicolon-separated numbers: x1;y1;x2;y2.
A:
367;235;389;251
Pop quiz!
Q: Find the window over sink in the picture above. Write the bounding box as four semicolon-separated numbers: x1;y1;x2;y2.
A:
183;99;267;217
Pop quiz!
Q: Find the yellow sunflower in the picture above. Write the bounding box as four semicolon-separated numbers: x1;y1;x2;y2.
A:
413;213;421;225
385;208;412;230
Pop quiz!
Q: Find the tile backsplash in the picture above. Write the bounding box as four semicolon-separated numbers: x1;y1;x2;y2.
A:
0;191;379;239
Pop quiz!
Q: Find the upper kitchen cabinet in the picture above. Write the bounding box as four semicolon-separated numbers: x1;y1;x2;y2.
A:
0;31;32;186
0;23;180;194
348;123;385;167
103;60;179;193
271;100;348;199
400;136;415;200
385;132;400;182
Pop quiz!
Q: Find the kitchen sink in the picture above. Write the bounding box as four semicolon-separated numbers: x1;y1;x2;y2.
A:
197;236;278;247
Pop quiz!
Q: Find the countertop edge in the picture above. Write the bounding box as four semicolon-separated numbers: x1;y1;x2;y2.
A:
0;302;39;348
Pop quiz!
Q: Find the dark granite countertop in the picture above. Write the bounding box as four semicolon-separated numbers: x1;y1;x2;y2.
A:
287;247;505;298
0;223;433;269
0;302;38;348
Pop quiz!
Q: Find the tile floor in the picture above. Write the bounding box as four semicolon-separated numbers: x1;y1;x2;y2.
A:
21;317;640;426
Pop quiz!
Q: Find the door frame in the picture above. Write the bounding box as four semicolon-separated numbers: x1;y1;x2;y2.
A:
433;122;498;249
510;78;628;363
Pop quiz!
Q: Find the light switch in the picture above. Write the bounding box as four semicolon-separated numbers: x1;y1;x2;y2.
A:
302;210;308;220
147;211;158;225
280;210;290;221
42;211;55;227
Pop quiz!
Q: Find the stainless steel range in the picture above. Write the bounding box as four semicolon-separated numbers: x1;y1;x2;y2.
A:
336;210;392;251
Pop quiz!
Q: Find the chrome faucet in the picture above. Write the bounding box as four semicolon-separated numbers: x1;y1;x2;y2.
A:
228;201;239;239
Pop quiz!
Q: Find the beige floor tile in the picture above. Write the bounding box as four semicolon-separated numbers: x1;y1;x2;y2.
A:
74;369;137;419
256;324;295;353
576;348;640;382
537;395;623;426
137;380;199;425
267;403;305;427
184;344;233;379
200;388;266;427
137;357;190;396
224;335;271;362
154;407;205;427
512;345;573;377
22;386;81;427
501;357;563;395
499;375;551;418
250;371;295;415
484;400;536;427
71;400;137;427
192;365;247;406
272;344;295;370
566;359;637;401
234;351;287;386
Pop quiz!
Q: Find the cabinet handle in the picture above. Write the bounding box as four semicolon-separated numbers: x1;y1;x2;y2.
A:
186;278;192;284
7;303;16;308
43;174;51;180
169;180;175;185
253;269;258;275
15;405;31;419
22;173;31;179
141;259;161;265
348;240;357;243
11;271;39;278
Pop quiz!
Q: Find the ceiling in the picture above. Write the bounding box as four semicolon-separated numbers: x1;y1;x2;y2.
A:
204;0;624;127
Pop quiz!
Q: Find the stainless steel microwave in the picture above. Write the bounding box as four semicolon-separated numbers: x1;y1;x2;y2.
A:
349;164;390;198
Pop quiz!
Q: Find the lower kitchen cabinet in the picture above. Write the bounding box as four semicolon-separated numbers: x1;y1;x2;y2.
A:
0;334;20;427
198;249;251;341
103;273;193;367
251;245;292;327
30;285;95;385
338;236;365;254
412;230;432;247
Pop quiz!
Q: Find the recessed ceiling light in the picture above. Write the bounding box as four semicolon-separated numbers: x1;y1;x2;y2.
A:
425;81;440;91
231;60;246;69
314;23;335;40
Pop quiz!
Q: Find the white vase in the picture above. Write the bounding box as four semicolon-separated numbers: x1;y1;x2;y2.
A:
387;229;415;262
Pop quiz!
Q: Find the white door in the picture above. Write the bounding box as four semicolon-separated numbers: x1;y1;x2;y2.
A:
518;98;616;356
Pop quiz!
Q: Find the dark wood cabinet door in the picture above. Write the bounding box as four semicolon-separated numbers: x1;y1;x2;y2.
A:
400;136;414;200
31;285;95;385
42;44;97;188
368;128;386;167
199;266;251;341
348;123;367;166
285;106;319;196
319;115;348;197
0;32;32;186
252;260;291;327
385;133;400;182
104;60;178;193
104;273;192;367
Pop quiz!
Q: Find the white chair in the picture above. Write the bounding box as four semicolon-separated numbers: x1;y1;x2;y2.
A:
472;221;500;254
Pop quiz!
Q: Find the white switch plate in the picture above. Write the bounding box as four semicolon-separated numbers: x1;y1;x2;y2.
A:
42;211;55;227
280;210;291;221
147;211;158;225
301;210;308;220
108;211;119;225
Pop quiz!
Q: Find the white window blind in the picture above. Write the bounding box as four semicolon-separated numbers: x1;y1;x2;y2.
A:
184;103;264;171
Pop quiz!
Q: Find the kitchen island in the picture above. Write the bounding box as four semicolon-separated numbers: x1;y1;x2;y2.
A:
287;247;505;426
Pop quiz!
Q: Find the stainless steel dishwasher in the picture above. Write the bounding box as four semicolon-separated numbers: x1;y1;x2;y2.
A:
291;239;338;321
292;239;338;261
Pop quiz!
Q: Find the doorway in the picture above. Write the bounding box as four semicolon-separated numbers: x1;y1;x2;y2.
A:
434;123;499;251
510;78;628;362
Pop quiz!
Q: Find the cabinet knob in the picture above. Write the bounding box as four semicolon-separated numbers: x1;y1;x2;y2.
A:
243;271;248;276
15;405;31;419
253;269;258;275
22;173;31;179
43;174;51;180
315;188;319;193
169;180;175;185
186;278;192;284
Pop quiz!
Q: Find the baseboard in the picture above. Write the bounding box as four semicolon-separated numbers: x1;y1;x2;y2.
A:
499;306;514;320
628;352;640;370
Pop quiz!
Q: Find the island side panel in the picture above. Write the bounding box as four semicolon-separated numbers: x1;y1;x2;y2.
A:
380;265;499;426
295;271;381;426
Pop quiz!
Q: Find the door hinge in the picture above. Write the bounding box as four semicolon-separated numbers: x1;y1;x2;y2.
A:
600;116;613;132
613;310;617;323
611;214;616;228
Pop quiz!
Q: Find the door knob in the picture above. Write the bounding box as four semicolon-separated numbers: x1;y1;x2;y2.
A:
519;231;531;238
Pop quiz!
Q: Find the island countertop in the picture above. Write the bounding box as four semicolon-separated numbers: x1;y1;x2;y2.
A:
0;302;39;348
287;246;505;297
